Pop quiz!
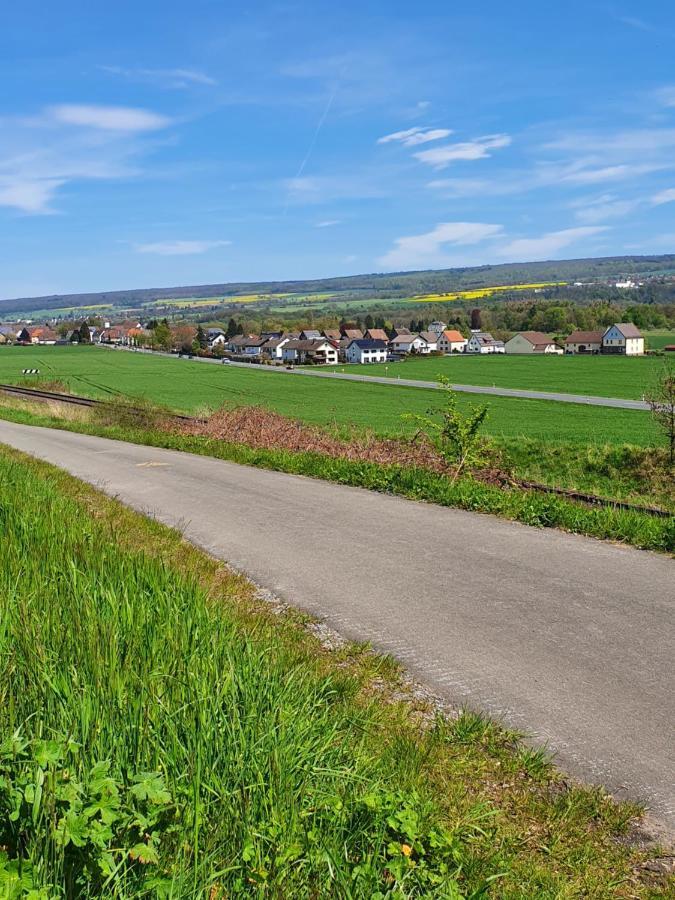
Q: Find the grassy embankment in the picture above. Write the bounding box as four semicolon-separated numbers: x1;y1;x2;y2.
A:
0;346;673;513
0;396;672;553
1;446;673;897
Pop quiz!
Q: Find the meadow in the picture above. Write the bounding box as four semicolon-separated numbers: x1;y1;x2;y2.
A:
644;330;675;350
324;353;665;400
0;346;657;447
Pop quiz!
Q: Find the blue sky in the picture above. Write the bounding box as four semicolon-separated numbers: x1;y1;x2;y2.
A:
2;0;675;298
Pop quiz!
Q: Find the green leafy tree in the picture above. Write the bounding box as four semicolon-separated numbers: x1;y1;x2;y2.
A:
152;321;173;351
646;363;675;466
405;378;492;481
78;322;91;344
226;317;238;338
365;314;375;330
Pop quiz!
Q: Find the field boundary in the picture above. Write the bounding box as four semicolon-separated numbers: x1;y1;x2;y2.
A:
1;382;669;519
96;345;651;410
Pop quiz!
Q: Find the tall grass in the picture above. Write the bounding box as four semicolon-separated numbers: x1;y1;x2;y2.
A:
0;452;492;897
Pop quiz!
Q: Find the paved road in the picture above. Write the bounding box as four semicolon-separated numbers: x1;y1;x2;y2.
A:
2;420;673;828
101;346;650;410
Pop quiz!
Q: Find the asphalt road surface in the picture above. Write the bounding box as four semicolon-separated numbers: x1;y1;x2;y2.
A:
1;420;673;828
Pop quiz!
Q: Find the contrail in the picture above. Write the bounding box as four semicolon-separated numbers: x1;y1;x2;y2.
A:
283;83;338;215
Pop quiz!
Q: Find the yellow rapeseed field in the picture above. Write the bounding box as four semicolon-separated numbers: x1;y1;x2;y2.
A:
411;282;566;302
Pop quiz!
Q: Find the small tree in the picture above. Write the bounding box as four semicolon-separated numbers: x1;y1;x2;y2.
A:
78;321;91;344
646;363;675;467
196;325;208;350
404;377;491;481
152;321;173;351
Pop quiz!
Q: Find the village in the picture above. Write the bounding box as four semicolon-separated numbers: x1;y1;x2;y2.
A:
0;318;651;364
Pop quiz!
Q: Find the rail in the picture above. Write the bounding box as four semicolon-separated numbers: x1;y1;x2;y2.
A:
1;382;671;520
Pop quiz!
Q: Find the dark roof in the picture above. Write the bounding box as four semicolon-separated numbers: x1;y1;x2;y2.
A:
418;331;439;343
284;339;334;350
349;339;388;350
612;323;643;339
565;330;604;344
300;329;322;339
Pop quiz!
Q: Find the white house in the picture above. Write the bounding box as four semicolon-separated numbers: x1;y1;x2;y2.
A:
437;329;467;354
345;338;388;364
504;331;563;354
282;339;339;365
465;332;505;354
388;334;426;354
564;330;604;354
262;336;291;360
601;323;644;356
207;329;227;349
428;321;447;335
418;331;439;353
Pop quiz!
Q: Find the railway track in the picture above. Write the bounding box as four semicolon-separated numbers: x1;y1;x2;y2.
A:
0;383;196;422
1;382;671;519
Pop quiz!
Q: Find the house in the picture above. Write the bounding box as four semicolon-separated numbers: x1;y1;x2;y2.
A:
601;323;644;356
281;339;339;365
28;327;58;345
0;326;15;344
322;328;342;342
341;327;364;341
345;338;388;364
261;335;292;360
364;328;389;342
207;328;227;348
465;332;505;354
505;331;563;354
437;329;467;354
226;334;260;354
390;326;412;338
388;333;425;354
300;329;322;340
564;330;604;354
428;321;447;335
418;331;439;353
98;326;126;344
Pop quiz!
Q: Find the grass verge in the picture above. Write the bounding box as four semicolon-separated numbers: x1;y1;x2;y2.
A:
0;399;672;554
1;445;673;897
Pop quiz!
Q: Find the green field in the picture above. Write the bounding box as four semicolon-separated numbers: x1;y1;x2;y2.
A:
644;330;675;350
0;346;656;445
324;354;665;400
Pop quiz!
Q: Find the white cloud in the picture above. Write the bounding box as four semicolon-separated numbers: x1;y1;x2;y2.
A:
49;104;171;132
617;15;654;31
496;226;608;260
572;196;637;223
0;103;172;214
378;221;503;269
651;187;675;205
414;134;511;168
133;239;231;256
0;178;65;214
101;66;217;88
378;126;452;147
315;219;341;227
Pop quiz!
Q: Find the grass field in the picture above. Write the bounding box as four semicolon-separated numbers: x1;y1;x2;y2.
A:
644;330;675;350
324;354;665;400
0;346;657;446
